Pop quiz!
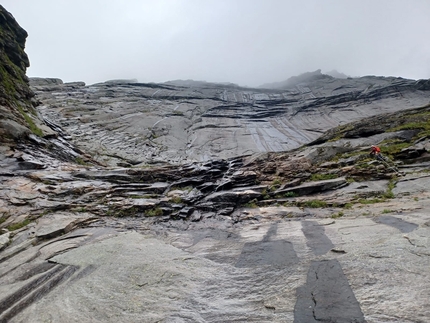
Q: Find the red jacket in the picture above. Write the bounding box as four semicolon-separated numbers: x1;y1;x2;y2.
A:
371;146;381;154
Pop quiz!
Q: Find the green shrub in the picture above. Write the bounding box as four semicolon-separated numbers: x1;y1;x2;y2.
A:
383;179;396;199
310;173;338;181
75;157;88;166
381;142;412;155
331;211;344;218
7;219;31;231
261;189;270;199
303;200;327;208
145;207;163;217
358;198;384;204
170;196;183;204
283;191;297;198
244;199;259;208
343;203;353;209
17;105;43;136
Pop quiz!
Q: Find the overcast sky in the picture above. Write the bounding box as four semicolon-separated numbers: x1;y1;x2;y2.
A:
2;0;430;87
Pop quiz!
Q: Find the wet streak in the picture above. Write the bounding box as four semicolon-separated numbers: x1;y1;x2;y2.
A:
301;221;334;255
294;259;365;323
374;215;418;233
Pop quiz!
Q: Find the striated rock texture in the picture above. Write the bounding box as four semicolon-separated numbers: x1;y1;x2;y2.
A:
1;6;430;323
32;70;430;167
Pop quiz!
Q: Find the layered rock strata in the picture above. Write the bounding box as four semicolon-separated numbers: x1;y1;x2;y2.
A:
32;71;430;166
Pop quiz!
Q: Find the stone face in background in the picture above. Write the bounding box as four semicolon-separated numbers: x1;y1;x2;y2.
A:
0;5;38;143
32;72;430;166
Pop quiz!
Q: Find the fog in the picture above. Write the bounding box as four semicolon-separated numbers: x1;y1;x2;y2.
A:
2;0;430;87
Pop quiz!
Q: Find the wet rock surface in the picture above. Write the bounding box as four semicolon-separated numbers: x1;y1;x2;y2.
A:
31;71;430;166
1;140;430;322
1;6;430;322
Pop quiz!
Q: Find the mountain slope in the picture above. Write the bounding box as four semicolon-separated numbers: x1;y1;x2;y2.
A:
32;71;430;166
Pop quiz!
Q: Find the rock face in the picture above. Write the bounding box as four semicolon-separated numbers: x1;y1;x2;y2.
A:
32;70;430;166
1;6;430;323
0;5;38;142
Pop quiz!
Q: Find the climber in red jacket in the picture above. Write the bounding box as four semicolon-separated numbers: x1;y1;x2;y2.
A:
370;145;385;161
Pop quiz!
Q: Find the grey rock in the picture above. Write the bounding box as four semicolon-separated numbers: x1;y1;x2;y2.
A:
275;177;348;196
35;212;96;239
32;73;430;166
28;77;64;86
0;120;30;139
0;232;10;250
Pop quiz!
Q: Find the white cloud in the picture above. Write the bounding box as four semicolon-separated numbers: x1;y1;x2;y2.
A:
3;0;430;86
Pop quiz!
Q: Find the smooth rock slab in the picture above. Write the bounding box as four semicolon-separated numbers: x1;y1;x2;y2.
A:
0;232;10;250
275;177;348;196
35;212;95;239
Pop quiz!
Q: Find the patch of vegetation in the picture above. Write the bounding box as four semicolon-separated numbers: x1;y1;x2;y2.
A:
261;188;271;199
17;105;43;136
283;191;297;198
145;207;163;217
303;200;327;208
270;178;282;191
0;215;7;225
310;173;338;181
357;198;385;204
74;157;89;166
243;199;259;208
382;209;393;214
343;203;353;209
383;179;396;199
7;218;32;231
331;211;344;218
384;109;430;146
379;140;412;156
169;196;183;204
388;109;430;134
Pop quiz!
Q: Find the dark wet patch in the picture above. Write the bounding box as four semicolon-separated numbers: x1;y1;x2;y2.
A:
15;262;57;282
191;228;241;246
374;215;418;233
294;259;365;323
68;264;97;283
235;239;299;268
301;221;334;255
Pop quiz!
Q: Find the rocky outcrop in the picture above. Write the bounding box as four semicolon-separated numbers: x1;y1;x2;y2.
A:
0;5;38;142
31;70;430;167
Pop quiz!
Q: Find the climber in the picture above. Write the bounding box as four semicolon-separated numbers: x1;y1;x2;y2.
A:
369;145;385;161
